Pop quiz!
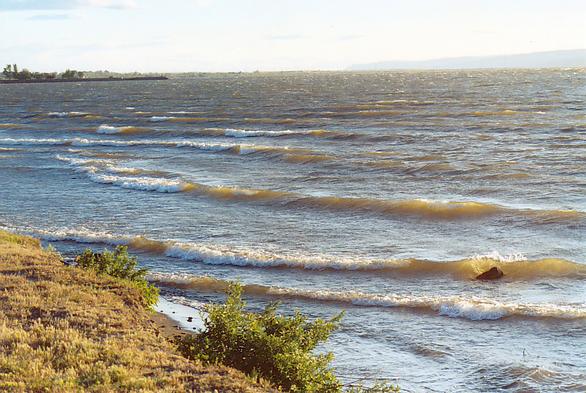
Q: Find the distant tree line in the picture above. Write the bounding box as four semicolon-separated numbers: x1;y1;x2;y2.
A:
2;64;84;80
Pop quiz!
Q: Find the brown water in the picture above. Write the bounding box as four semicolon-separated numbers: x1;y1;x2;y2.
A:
0;69;585;392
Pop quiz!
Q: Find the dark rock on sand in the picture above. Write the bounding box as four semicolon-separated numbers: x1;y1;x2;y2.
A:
476;267;504;280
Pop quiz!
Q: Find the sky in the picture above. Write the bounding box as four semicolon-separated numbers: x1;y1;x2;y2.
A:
1;0;585;72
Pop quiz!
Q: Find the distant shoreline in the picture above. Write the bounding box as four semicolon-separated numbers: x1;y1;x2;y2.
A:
0;76;168;84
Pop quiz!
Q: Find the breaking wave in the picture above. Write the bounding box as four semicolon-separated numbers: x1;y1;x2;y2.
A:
56;154;170;177
0;137;72;146
55;155;184;192
46;111;100;119
149;116;175;122
96;124;149;134
149;274;586;321
31;228;586;280
0;137;316;159
52;152;586;223
215;128;351;139
85;174;187;192
48;111;87;118
224;128;312;138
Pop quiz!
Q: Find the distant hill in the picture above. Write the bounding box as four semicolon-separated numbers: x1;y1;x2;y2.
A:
348;49;586;70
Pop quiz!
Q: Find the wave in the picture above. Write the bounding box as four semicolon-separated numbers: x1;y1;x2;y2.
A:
149;116;231;123
66;149;133;159
0;123;27;129
282;153;334;164
333;100;433;111
0;137;70;146
181;184;524;221
470;109;518;117
167;111;204;115
51;153;586;223
96;125;149;134
402;162;456;175
147;116;318;126
217;128;352;139
324;110;405;118
91;126;355;141
149;116;176;122
149;274;586;321
46;111;100;119
481;173;531;180
47;111;88;118
55;155;181;190
242;117;297;125
224;128;309;138
86;173;187;192
31;228;586;280
0;137;313;158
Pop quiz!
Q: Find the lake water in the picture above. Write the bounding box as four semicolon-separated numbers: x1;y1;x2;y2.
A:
1;69;585;392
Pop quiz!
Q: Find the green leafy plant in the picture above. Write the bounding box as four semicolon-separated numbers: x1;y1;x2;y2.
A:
176;283;344;392
75;246;158;308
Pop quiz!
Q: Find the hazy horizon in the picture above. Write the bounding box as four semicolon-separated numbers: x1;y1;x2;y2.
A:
1;0;585;72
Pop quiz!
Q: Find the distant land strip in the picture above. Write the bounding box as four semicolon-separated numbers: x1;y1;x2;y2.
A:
0;76;168;84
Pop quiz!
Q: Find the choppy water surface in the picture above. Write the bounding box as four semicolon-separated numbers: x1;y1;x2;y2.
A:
1;69;585;392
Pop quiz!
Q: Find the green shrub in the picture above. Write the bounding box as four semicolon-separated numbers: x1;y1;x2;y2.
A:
176;283;344;392
75;246;158;309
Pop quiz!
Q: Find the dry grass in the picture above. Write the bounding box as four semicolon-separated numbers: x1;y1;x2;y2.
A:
0;230;272;392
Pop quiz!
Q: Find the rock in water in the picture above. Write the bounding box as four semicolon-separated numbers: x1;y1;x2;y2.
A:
476;267;504;280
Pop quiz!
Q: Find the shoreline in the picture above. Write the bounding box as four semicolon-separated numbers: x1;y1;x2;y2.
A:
0;229;270;392
153;297;205;339
0;76;168;84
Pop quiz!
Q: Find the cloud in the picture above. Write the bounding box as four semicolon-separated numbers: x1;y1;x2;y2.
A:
266;34;305;41
337;34;364;41
80;0;137;9
0;0;74;10
28;13;71;20
0;0;136;10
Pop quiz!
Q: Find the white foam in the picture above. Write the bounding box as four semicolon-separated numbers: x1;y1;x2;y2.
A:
274;289;521;320
55;154;142;176
150;116;175;122
36;227;130;245
0;137;295;158
96;124;137;134
0;138;67;146
163;241;392;270
174;141;235;151
88;173;186;192
471;251;527;263
47;111;88;118
31;227;396;271
56;154;181;191
149;272;586;321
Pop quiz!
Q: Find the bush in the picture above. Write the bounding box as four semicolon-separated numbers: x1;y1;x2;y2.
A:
75;246;158;309
176;283;344;392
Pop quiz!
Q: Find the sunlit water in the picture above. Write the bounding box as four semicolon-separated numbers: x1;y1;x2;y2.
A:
1;69;585;392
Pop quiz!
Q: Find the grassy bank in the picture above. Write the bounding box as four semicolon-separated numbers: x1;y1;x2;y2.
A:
0;230;269;392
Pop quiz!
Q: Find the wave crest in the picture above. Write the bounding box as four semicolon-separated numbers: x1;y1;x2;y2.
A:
149;274;586;321
96;125;148;134
32;228;586;280
51;151;586;223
